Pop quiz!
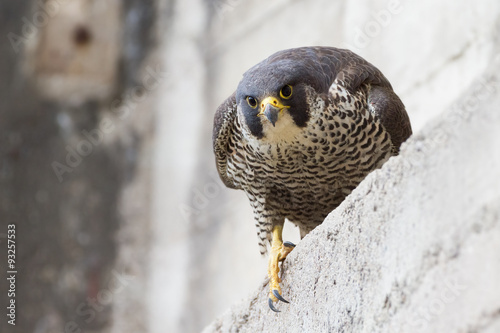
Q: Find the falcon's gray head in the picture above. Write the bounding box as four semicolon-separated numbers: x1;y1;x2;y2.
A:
235;48;332;140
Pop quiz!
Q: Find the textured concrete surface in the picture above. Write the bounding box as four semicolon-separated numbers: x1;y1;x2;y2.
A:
202;57;500;332
166;1;500;331
149;1;500;331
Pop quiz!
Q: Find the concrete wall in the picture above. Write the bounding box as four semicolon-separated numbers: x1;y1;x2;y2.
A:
202;53;500;333
150;1;500;332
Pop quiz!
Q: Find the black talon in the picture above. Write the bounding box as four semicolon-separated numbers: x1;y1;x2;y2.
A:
273;289;289;303
283;241;296;248
268;298;280;312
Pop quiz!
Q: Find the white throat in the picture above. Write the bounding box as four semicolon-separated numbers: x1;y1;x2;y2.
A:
260;111;303;144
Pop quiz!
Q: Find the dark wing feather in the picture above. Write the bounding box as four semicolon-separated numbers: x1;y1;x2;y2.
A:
212;92;240;189
316;47;412;151
367;85;412;151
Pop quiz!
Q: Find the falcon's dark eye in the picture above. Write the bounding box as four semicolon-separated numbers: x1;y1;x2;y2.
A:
280;85;293;99
246;96;258;108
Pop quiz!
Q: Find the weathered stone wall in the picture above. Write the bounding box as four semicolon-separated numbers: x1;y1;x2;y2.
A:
152;1;500;332
203;53;500;333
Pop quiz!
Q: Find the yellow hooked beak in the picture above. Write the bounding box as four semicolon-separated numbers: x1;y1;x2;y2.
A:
258;97;290;127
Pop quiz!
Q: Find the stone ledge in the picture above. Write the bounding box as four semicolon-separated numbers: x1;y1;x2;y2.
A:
203;61;500;333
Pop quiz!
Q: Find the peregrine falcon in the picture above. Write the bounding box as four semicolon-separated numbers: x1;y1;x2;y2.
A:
213;47;412;311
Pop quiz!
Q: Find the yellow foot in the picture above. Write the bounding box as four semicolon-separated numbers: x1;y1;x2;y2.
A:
267;225;296;312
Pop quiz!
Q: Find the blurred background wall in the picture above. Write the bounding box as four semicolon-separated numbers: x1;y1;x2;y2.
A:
0;1;158;332
0;1;499;333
